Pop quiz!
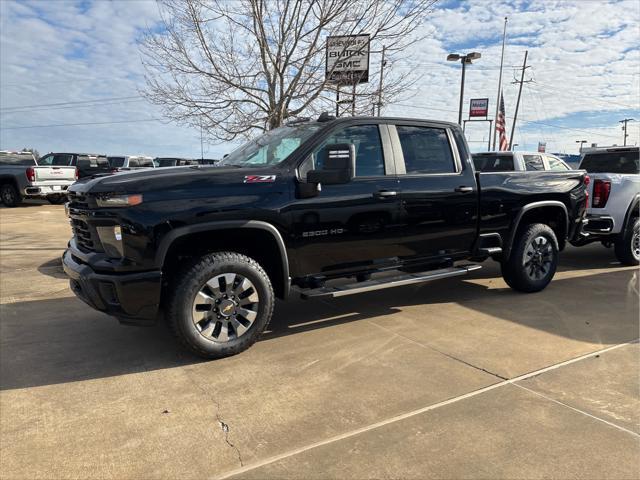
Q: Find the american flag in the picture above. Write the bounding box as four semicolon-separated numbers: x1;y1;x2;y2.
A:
496;91;509;151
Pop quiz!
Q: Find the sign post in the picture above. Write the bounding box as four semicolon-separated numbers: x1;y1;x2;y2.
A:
464;98;493;151
326;34;370;116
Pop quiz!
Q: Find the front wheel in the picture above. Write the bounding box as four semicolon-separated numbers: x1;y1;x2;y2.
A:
614;218;640;266
1;184;21;207
501;223;559;293
167;252;275;359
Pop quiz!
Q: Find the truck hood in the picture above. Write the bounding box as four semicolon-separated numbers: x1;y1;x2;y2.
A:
70;165;284;194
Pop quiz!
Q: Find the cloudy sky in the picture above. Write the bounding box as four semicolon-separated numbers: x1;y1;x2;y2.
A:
1;0;639;158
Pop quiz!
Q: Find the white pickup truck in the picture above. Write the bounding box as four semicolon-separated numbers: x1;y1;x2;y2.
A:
0;151;77;207
571;146;639;265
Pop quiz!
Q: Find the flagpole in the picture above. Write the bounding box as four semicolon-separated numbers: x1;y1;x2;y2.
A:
492;16;508;151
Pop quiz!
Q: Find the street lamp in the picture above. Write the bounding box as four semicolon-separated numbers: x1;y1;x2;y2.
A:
576;140;587;153
447;52;481;125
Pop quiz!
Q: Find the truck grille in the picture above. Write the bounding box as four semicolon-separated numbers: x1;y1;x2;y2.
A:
68;191;89;209
71;218;98;252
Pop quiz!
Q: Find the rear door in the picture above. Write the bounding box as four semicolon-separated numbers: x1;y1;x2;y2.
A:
392;123;478;261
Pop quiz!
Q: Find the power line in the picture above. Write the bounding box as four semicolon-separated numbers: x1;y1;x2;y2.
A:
0;118;162;130
0;95;143;112
0;99;146;114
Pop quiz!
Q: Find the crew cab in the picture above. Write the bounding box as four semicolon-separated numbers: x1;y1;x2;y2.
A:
63;115;588;358
571;146;639;265
472;151;571;172
0;151;77;206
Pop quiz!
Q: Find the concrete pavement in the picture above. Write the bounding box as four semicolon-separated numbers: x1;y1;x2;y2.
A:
1;202;638;479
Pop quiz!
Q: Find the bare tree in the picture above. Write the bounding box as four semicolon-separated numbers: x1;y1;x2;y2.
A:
141;0;438;141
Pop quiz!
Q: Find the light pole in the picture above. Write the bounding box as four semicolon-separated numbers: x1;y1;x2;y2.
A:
576;140;587;153
447;52;481;125
619;118;635;146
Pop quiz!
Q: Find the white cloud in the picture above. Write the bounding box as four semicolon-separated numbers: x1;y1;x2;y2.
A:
0;0;638;156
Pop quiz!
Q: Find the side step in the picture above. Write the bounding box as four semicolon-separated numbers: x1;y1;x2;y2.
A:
300;264;482;299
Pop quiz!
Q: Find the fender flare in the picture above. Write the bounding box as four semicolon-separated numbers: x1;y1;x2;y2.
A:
504;201;569;258
622;194;640;229
155;220;290;298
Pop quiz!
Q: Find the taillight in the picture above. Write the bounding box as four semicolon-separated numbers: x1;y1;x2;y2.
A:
592;179;611;208
75;167;79;181
26;167;35;182
584;175;590;209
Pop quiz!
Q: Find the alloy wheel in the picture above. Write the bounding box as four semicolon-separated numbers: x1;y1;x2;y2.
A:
632;229;640;261
523;235;554;280
191;273;259;343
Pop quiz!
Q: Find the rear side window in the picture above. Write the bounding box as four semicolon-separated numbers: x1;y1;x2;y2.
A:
524;154;544;171
472;154;514;172
314;125;385;177
108;157;125;168
396;126;455;174
580;151;639;174
138;158;154;168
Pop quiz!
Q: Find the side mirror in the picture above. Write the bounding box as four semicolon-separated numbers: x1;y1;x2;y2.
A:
307;144;355;185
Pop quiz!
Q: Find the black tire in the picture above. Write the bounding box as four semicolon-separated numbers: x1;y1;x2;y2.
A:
167;251;274;359
47;194;67;205
0;184;21;207
614;218;640;266
501;223;559;293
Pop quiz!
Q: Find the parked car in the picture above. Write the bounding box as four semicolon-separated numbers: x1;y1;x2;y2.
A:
472;151;572;172
0;151;76;206
107;156;155;171
39;153;111;179
63;114;588;358
570;146;639;265
154;157;200;167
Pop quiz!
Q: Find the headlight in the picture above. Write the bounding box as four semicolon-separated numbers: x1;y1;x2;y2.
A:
96;226;125;258
96;194;143;207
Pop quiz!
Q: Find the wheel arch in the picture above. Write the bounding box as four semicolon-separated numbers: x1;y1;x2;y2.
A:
622;194;640;229
504;201;569;259
157;220;290;299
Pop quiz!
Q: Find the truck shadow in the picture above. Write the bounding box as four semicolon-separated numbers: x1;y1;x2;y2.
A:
1;263;637;391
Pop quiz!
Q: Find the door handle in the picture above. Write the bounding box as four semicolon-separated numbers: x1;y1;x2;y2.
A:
455;186;473;193
374;190;397;198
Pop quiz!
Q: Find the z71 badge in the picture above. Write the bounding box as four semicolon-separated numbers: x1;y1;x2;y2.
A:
244;175;276;183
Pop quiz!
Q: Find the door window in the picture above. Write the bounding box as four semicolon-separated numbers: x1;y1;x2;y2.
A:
524;154;544;171
396;126;455;174
546;156;570;170
314;125;385;177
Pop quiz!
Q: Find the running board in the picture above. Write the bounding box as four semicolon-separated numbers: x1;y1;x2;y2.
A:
300;264;482;299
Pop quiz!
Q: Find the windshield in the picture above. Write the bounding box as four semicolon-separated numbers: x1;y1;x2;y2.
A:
579;150;639;174
219;124;321;167
0;153;36;165
472;154;514;172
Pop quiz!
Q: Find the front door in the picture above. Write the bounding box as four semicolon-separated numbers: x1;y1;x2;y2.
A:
288;123;404;278
392;123;478;261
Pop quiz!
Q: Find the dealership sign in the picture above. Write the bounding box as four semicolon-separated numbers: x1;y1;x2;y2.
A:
326;34;370;85
469;98;489;117
538;142;546;153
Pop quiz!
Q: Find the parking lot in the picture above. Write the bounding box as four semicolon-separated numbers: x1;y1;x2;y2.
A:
1;202;638;479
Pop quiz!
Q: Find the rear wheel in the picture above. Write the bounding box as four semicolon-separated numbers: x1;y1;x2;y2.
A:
1;184;20;207
167;252;274;358
614;218;640;266
502;223;559;293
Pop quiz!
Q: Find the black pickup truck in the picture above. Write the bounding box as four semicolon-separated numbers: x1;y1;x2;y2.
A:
63;115;588;358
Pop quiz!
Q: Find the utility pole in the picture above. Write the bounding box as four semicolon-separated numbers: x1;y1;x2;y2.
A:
493;17;508;150
509;50;530;150
377;45;387;116
619;118;635;146
200;122;204;161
